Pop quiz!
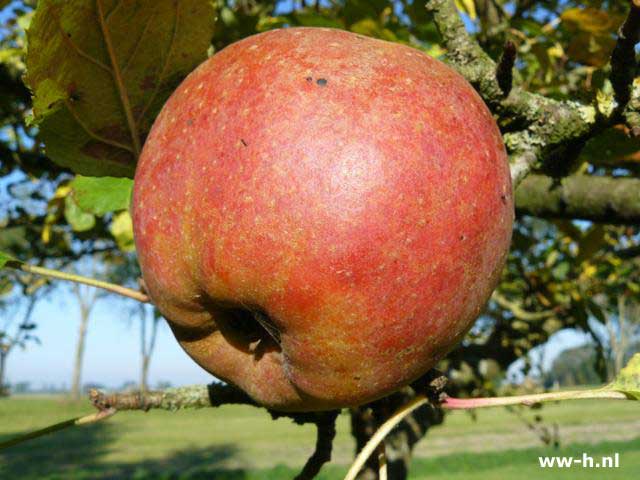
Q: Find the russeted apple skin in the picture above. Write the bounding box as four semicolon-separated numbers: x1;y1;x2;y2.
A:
132;27;514;412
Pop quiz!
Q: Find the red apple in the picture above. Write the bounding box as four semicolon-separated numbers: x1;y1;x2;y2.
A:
132;27;513;411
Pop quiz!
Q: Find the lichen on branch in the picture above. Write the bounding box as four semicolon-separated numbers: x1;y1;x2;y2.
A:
425;0;640;187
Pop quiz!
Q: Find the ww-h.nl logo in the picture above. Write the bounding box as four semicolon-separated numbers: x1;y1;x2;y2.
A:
538;453;620;468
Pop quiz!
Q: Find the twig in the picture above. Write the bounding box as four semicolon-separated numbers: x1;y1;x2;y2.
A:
426;0;598;186
611;0;640;110
425;0;640;187
441;388;629;409
90;383;256;411
0;408;116;451
344;396;428;480
509;150;540;187
91;385;339;479
293;411;340;480
492;291;556;321
377;442;388;480
343;386;631;480
91;384;342;479
4;260;150;303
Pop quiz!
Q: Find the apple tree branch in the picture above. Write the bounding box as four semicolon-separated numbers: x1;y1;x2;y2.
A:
425;0;640;187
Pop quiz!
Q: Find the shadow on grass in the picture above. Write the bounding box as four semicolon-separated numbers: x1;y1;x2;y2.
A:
0;422;246;480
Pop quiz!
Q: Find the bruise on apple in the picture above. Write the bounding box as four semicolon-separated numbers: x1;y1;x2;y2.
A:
132;27;514;412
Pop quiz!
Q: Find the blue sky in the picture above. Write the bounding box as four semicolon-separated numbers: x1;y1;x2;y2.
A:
5;293;213;390
5;286;591;390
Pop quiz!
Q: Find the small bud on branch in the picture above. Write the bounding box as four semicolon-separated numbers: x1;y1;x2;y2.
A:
496;41;516;97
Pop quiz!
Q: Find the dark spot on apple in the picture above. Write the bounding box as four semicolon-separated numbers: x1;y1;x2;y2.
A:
500;193;507;204
316;78;328;86
305;76;313;83
354;376;361;380
240;138;248;147
186;118;194;126
459;234;465;241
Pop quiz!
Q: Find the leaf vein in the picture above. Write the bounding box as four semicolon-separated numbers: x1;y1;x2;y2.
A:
122;9;157;74
136;0;180;126
64;98;135;154
105;0;123;24
58;19;111;74
96;0;142;158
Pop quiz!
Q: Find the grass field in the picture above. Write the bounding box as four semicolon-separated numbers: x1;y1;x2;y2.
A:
1;395;639;479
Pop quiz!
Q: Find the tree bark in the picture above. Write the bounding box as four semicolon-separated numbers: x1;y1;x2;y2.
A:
515;174;640;224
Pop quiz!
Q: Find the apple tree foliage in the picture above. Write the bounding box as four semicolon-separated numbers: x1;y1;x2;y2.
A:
0;0;640;478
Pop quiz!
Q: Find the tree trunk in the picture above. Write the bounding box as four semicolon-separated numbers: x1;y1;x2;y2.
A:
0;350;8;396
71;302;91;400
350;384;445;480
140;306;148;393
140;354;150;393
615;296;628;376
139;306;159;393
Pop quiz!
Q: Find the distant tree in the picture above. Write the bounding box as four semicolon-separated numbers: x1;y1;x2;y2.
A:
69;279;99;400
546;345;601;387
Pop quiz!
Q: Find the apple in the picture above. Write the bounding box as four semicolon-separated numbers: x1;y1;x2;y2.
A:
132;27;513;412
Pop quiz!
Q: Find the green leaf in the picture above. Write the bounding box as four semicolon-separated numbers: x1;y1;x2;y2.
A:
70;176;133;215
350;18;397;41
64;195;96;232
551;261;570;280
25;0;216;177
293;12;344;29
608;354;640;400
0;250;19;269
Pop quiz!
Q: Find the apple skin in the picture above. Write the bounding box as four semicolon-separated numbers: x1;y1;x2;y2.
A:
132;27;513;412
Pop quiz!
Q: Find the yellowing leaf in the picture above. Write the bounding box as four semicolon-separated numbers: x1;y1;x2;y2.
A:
561;7;622;34
608;354;640;400
52;184;71;199
547;43;564;59
110;211;135;252
64;195;96;232
582;263;597;278
349;18;397;41
42;183;72;243
454;0;477;20
561;8;623;67
25;0;216;177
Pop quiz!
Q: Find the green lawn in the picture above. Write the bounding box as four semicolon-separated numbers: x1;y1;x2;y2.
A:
1;395;638;479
